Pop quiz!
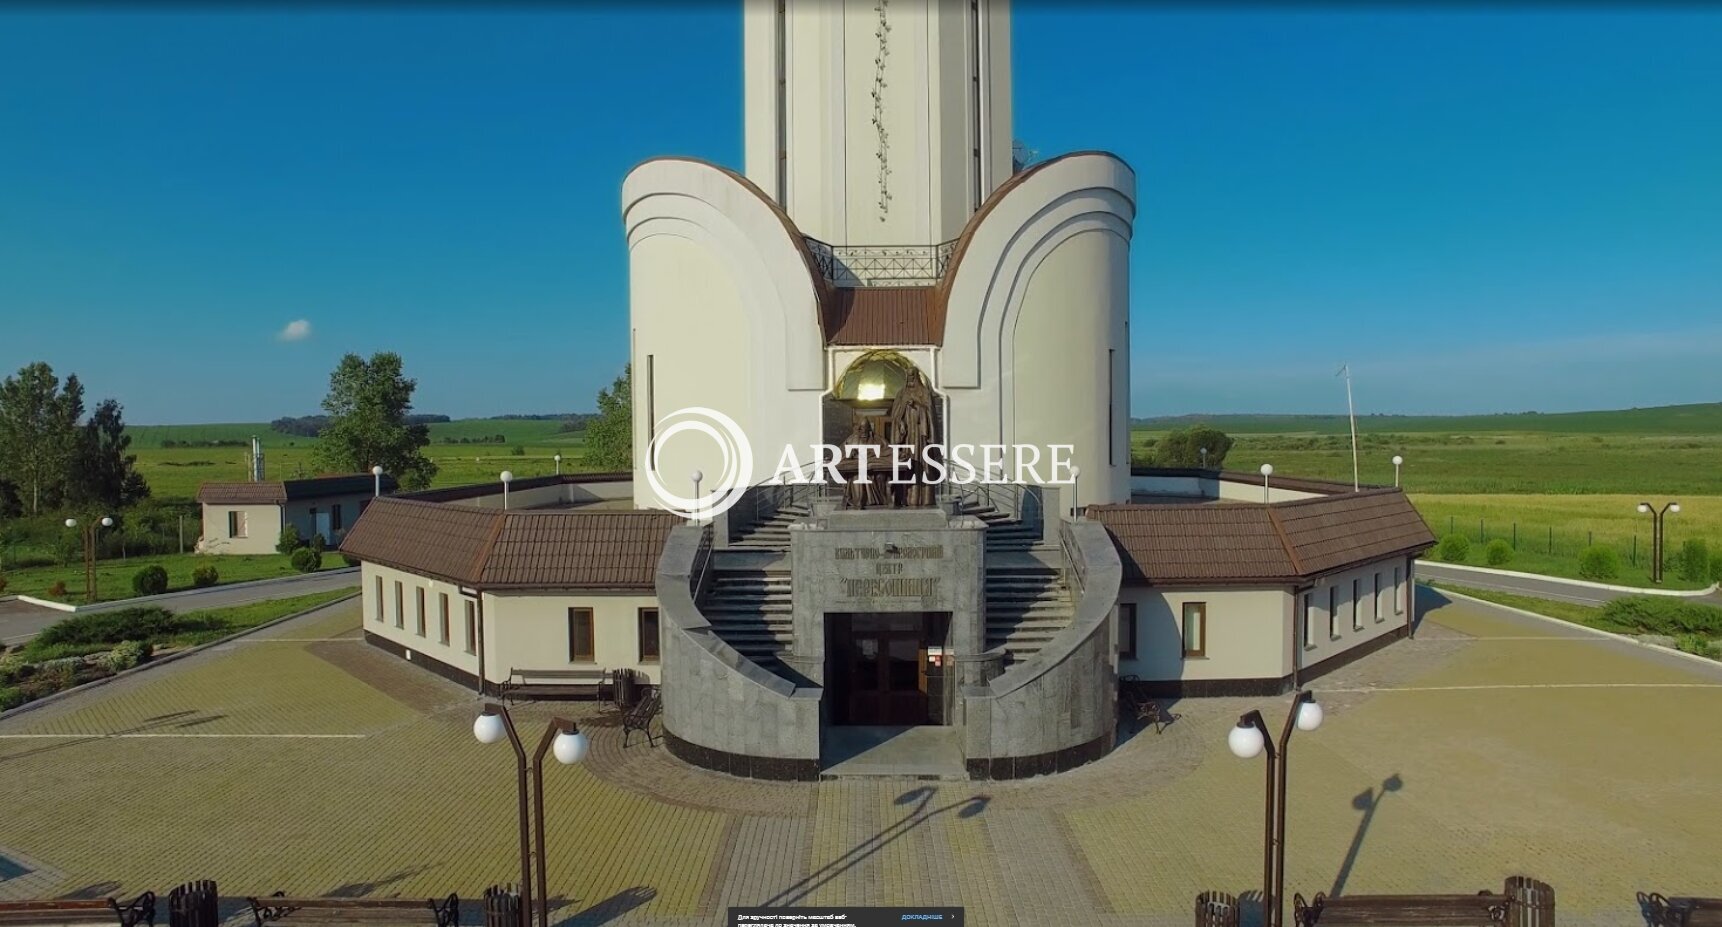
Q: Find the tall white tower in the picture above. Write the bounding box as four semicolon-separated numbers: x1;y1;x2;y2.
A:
742;0;1014;246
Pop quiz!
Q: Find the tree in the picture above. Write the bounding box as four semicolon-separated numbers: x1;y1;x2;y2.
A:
1150;424;1235;469
67;399;150;512
583;365;632;471
0;362;85;514
311;353;438;489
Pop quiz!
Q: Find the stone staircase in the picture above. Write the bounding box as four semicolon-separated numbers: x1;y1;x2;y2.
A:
955;500;1043;552
702;567;794;668
729;502;811;549
984;559;1074;665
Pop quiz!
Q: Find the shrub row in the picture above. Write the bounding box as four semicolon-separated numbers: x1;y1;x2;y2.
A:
33;606;178;648
1599;596;1722;637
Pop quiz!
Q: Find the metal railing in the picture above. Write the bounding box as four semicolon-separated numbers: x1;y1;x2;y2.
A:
804;237;959;286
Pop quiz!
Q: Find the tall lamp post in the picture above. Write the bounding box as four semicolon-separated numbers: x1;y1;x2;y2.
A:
501;471;515;510
1260;463;1274;504
553;453;562;476
690;470;704;523
474;704;590;927
1391;455;1404;489
64;516;114;604
1637;501;1680;584
1200;447;1209;470
371;465;385;497
1226;690;1324;927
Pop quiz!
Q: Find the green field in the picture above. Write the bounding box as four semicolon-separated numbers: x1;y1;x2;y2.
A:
1135;401;1722;436
2;551;347;604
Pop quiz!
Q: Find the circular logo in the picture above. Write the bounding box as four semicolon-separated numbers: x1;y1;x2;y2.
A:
644;407;754;520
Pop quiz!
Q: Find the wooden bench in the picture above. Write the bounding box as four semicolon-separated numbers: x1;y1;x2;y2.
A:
1643;893;1722;927
1296;878;1552;927
0;892;155;927
498;667;610;702
1118;675;1172;734
247;893;459;927
622;687;662;747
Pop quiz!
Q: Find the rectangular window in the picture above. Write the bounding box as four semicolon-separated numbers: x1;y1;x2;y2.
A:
1351;578;1362;631
1394;566;1405;615
415;588;426;636
567;608;595;663
332;504;344;532
1373;573;1383;623
464;600;477;654
227;510;247;538
638;607;661;663
374;577;383;623
1303;593;1315;648
1181;602;1206;658
439;593;450;644
1328;586;1339;639
645;353;656;470
393;582;404;628
1117;602;1137;660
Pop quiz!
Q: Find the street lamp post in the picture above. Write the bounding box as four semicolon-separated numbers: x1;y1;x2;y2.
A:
63;516;114;604
1637;501;1680;584
1227;690;1324;927
501;471;515;510
690;470;704;523
1391;455;1404;489
371;465;385;498
1070;465;1082;518
1200;447;1209;470
474;704;590;927
553;453;562;476
1260;463;1274;504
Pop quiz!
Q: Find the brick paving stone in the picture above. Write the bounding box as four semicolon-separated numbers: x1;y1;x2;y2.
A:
3;595;1721;927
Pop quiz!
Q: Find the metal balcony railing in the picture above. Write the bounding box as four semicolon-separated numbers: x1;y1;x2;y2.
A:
804;238;959;287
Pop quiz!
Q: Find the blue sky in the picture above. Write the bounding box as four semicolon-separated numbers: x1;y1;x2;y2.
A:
2;6;1719;424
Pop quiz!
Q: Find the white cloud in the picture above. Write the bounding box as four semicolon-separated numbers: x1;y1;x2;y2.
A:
277;319;312;342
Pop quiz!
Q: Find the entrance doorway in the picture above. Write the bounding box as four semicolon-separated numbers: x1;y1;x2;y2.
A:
826;613;950;726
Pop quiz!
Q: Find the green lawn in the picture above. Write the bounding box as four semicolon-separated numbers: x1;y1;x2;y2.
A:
158;588;358;647
1;551;347;604
1426;582;1614;629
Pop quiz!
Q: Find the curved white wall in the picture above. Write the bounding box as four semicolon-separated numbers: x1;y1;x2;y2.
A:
623;159;827;509
940;153;1136;503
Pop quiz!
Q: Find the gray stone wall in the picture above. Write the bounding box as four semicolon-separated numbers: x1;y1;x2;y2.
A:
655;525;821;761
963;517;1121;763
785;509;987;687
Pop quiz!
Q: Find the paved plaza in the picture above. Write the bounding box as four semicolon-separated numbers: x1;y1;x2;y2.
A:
1;588;1719;926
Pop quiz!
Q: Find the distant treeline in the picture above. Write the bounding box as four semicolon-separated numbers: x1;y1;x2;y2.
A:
269;414;452;437
159;439;250;449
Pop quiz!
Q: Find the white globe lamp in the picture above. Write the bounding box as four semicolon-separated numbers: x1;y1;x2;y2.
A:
552;728;590;765
473;711;506;745
1228;722;1266;759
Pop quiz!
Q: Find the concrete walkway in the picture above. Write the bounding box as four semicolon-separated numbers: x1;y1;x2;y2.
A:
1417;561;1722;607
0;570;359;646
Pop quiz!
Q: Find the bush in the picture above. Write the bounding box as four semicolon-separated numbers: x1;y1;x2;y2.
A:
309;533;327;553
1673;538;1712;583
1711;552;1722;584
132;565;170;596
191;564;219;588
1674;634;1720;660
1599;596;1722;636
47;580;67;598
277;524;304;556
1577;545;1620;581
510;445;526;456
1437;534;1471;563
342;553;361;568
0;651;26;684
0;686;23;711
290;547;321;574
0;574;7;594
32;606;178;649
1484;539;1514;567
100;639;152;672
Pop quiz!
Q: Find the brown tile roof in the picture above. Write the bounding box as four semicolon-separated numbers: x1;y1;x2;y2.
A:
197;474;396;505
395;472;629;504
1090;488;1434;586
338;498;677;591
822;287;941;346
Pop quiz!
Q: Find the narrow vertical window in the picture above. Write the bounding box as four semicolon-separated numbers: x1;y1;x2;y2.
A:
439;593;450;644
1303;593;1315;648
374;577;383;623
1328;586;1339;639
1117;602;1137;660
1181;602;1206;658
1107;349;1116;466
568;608;595;663
415;587;426;637
1373;573;1383;622
645;354;656;469
1393;566;1404;615
332;504;343;532
1351;579;1362;631
464;600;477;654
638;607;661;663
394;582;404;628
